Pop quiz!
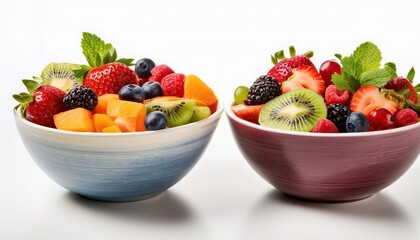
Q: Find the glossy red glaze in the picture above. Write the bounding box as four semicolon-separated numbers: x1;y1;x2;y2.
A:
226;105;420;202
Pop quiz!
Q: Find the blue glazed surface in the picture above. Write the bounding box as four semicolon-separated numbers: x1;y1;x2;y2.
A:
15;103;223;202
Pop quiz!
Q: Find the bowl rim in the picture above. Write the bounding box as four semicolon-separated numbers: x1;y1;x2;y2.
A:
14;101;224;137
225;101;420;137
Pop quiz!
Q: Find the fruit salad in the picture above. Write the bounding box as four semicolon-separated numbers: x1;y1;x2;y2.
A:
13;32;218;133
232;42;420;133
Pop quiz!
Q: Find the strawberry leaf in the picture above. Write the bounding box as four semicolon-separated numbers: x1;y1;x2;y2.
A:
116;58;135;66
22;79;41;93
73;65;92;84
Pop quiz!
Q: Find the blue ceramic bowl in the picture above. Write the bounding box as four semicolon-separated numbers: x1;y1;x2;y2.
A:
14;103;223;202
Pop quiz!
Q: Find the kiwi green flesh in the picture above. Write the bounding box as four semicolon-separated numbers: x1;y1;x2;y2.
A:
259;89;327;132
145;99;195;127
189;106;211;123
41;63;80;93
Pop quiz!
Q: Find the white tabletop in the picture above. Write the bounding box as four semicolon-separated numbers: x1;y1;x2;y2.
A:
2;0;420;239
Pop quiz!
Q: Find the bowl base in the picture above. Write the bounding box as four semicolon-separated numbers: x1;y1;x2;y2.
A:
282;192;373;204
75;192;164;203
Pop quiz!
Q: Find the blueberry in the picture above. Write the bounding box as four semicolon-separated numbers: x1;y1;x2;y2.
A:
142;81;163;99
145;111;167;131
118;84;145;102
135;58;155;78
346;111;369;132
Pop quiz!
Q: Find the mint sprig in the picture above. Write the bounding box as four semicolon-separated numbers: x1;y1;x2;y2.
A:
74;32;135;81
332;41;393;94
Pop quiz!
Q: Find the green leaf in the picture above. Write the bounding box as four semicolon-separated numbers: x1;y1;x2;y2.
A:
271;55;277;65
352;41;382;73
407;67;415;82
289;46;296;57
73;65;92;84
335;54;342;60
116;58;135;66
81;32;105;68
384;62;397;79
22;79;41;93
360;69;392;87
341;56;363;79
13;92;33;104
331;73;351;91
111;48;118;63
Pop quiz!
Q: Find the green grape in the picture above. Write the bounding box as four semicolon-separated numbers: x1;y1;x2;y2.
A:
234;86;249;105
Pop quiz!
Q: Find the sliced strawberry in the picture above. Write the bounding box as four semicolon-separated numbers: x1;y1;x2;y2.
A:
281;66;325;95
350;85;398;116
382;77;418;104
231;104;264;124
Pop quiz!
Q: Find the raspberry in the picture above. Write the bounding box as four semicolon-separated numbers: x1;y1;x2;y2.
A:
325;85;350;106
327;103;351;132
161;73;185;97
311;118;339;133
245;75;280;105
394;109;418;127
149;65;175;83
63;85;98;110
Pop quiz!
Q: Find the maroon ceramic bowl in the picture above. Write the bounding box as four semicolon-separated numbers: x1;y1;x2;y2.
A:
226;104;420;202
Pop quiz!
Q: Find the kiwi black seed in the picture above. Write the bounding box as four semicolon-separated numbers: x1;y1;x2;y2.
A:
145;99;195;127
41;63;80;93
259;89;327;132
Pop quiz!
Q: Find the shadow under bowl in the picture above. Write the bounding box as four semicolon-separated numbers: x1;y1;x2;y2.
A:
226;104;420;203
15;103;223;202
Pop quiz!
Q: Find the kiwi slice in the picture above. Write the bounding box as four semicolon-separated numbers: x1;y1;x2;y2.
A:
189;106;211;123
41;63;80;93
259;89;327;132
145;99;195;127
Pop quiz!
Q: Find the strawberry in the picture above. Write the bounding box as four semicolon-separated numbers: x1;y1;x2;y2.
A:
267;46;315;83
73;32;137;96
83;62;137;96
281;65;325;95
161;73;185;97
382;77;418;104
13;80;66;128
350;85;398;116
311;118;338;133
149;64;175;83
231;104;264;124
325;85;351;106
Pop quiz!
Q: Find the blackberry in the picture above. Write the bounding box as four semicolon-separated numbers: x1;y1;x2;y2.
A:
245;75;280;105
327;103;351;132
63;85;98;110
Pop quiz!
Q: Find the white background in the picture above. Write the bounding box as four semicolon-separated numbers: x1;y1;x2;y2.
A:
1;0;420;239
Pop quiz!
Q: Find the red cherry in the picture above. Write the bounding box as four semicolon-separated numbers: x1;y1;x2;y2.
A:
367;108;395;131
319;60;342;86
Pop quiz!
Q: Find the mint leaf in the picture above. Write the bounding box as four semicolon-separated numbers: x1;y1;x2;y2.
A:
116;58;135;66
352;41;382;73
341;56;363;79
407;67;415;82
360;69;392;87
331;72;360;93
384;62;397;79
81;32;105;68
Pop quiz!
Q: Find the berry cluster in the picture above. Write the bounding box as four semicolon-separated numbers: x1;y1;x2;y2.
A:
13;32;218;133
232;42;420;133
